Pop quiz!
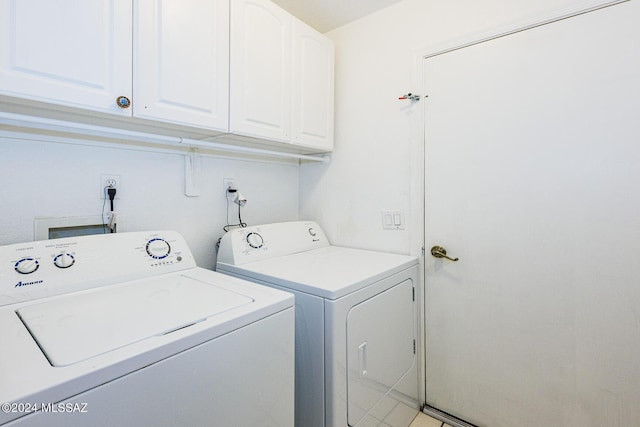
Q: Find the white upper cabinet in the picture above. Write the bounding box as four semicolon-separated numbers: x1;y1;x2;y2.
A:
0;0;334;152
134;0;229;131
0;0;132;116
230;0;292;143
292;17;334;151
230;0;334;151
0;0;228;130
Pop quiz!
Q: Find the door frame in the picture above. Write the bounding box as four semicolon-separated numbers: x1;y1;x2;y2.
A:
408;0;630;417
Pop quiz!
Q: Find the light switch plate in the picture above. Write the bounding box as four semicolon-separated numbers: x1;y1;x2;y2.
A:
381;210;404;230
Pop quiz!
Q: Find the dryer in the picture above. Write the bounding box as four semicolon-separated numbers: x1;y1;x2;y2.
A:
216;221;420;427
0;231;294;427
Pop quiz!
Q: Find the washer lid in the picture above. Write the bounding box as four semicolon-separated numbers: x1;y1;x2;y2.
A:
16;275;254;367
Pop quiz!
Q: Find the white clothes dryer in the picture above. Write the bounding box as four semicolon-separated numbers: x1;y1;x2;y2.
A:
217;221;420;427
0;231;294;427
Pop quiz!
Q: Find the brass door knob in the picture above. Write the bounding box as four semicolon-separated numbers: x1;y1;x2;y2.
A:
430;246;459;262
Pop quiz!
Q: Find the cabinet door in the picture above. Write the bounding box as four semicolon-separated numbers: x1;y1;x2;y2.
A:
0;0;132;116
230;0;291;142
134;0;229;131
292;18;334;151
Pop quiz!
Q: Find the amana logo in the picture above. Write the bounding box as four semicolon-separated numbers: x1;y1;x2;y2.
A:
15;280;43;288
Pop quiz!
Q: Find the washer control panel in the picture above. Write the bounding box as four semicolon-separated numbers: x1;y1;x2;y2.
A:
0;231;196;307
14;251;76;275
217;221;329;266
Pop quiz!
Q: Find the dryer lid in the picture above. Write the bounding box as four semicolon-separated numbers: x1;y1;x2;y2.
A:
220;246;418;299
16;274;253;366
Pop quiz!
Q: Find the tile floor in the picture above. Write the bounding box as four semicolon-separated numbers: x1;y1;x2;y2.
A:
410;412;454;427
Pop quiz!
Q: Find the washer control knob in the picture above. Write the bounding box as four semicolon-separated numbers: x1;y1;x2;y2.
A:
53;252;75;269
15;258;39;275
246;232;264;249
146;238;171;259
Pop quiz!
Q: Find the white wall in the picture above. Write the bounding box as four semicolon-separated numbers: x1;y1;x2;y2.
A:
299;0;605;254
0;136;299;269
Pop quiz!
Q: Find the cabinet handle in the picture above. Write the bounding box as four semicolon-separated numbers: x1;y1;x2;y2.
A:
116;96;131;109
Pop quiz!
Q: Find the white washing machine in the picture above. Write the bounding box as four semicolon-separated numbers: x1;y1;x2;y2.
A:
216;221;420;427
0;230;294;427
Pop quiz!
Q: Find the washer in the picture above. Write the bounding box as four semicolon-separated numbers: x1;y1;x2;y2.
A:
0;230;294;427
217;221;420;427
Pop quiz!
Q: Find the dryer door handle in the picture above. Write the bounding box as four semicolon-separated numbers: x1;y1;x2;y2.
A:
358;342;367;378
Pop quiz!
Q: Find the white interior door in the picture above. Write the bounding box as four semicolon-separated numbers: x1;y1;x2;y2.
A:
424;2;640;426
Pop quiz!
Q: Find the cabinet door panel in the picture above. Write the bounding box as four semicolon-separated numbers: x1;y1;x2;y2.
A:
134;0;229;131
230;0;291;142
292;19;334;151
0;0;132;115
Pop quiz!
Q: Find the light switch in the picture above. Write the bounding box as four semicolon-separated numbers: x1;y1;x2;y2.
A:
381;210;404;230
383;212;393;227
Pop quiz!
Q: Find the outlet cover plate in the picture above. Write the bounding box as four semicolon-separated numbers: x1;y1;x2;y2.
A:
100;174;121;199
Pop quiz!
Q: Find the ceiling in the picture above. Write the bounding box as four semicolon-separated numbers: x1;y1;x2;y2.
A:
271;0;403;33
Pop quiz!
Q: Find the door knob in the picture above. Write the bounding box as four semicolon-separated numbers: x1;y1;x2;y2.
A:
430;246;459;262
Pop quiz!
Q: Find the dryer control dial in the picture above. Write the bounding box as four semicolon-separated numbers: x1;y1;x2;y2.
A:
15;258;39;274
146;238;171;259
246;232;264;249
53;252;75;269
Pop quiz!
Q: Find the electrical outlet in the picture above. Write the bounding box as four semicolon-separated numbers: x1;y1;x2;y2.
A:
101;174;121;199
223;178;235;196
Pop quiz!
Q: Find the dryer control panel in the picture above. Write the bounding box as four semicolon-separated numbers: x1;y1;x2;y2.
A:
217;221;330;266
0;231;196;307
